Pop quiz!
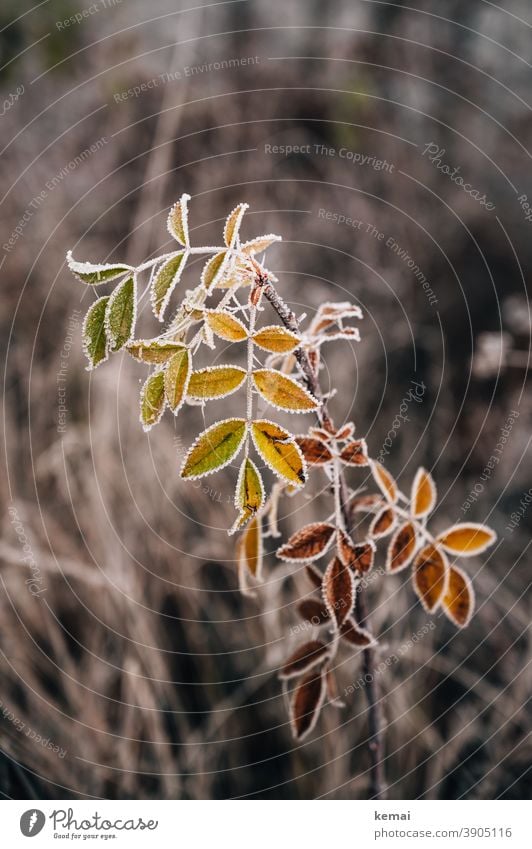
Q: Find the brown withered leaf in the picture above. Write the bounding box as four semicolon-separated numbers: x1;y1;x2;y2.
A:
386;522;417;573
370;507;397;539
442;565;474;628
351;494;385;514
280;640;330;679
339;439;369;467
337;532;376;575
322;556;355;629
290;670;326;741
309;427;332;442
277;522;336;562
295;436;333;466
334;422;355;441
413;544;448;612
325;669;345;707
298;598;330;626
305;563;324;590
340;617;376;648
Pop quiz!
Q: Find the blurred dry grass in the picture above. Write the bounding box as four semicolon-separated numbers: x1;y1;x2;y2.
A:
0;0;530;799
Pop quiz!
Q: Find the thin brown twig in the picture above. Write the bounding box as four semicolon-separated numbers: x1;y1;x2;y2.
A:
260;277;386;799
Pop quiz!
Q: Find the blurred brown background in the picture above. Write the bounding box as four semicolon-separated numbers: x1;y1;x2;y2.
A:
0;0;530;799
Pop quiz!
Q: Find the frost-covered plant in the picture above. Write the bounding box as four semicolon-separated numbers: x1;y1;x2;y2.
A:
68;195;496;797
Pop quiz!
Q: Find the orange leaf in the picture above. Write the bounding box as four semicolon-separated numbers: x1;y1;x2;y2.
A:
386;522;417;573
413;544;449;612
277;522;336;562
411;467;437;518
340;617;375;648
290;670;326;741
370;507;396;539
371;460;398;503
252;325;300;353
280;640;330;679
295;436;333;466
237;513;263;578
322;556;355;629
339;439;369;467
437;523;496;556
252;369;319;413
205;310;248;342
442;565;474;628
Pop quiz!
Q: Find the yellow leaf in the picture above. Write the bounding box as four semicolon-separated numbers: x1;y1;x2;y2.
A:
411;467;437;518
413;544;448;612
181;418;247;480
252;369;319;413
201;251;228;289
371;460;398;504
167;193;190;245
240;234;281;255
224;203;248;247
205;310;248;342
140;371;166;431
252;325;300;353
164;348;191;413
127;340;186;364
230;458;265;534
237;514;262;577
438;523;496;556
188;365;246;400
251;420;307;487
442;565;474;628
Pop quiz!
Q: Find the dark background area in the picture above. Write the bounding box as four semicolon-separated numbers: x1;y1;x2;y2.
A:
0;0;530;799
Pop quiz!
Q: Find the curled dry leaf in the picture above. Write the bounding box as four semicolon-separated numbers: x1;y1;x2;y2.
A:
371;460;398;504
167;193;190;245
386;522;417;573
82;296;109;370
309;427;332;442
322;556;355;629
151;252;187;320
66;251;132;286
252;325;300;354
127;339;185;364
442;565;474;628
305;563;324;590
240;234;281;255
337;531;375;575
325;669;345;708
340;617;375;648
252;369;319;413
280;640;330;679
277;522;336;563
237;513;263;579
140;370;166;431
188;365;246;400
413;544;449;612
290;670;327;741
334;422;355;441
339;439;369;467
205;310;248;342
224;202;248;247
298;598;330;626
411;467;437;518
164;348;191;414
294;436;333;466
437;523;496;556
251;420;307;487
180;418;247;480
351;494;385;514
370;506;397;539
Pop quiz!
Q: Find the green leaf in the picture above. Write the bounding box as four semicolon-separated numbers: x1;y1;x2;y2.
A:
127;340;186;364
106;276;136;351
82;296;109;370
164;348;191;413
188;365;246;400
66;251;132;286
140;371;166;431
181;418;247;480
150;252;187;320
251;420;307;487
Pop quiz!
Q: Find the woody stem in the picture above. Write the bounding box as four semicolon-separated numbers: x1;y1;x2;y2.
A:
260;277;386;800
